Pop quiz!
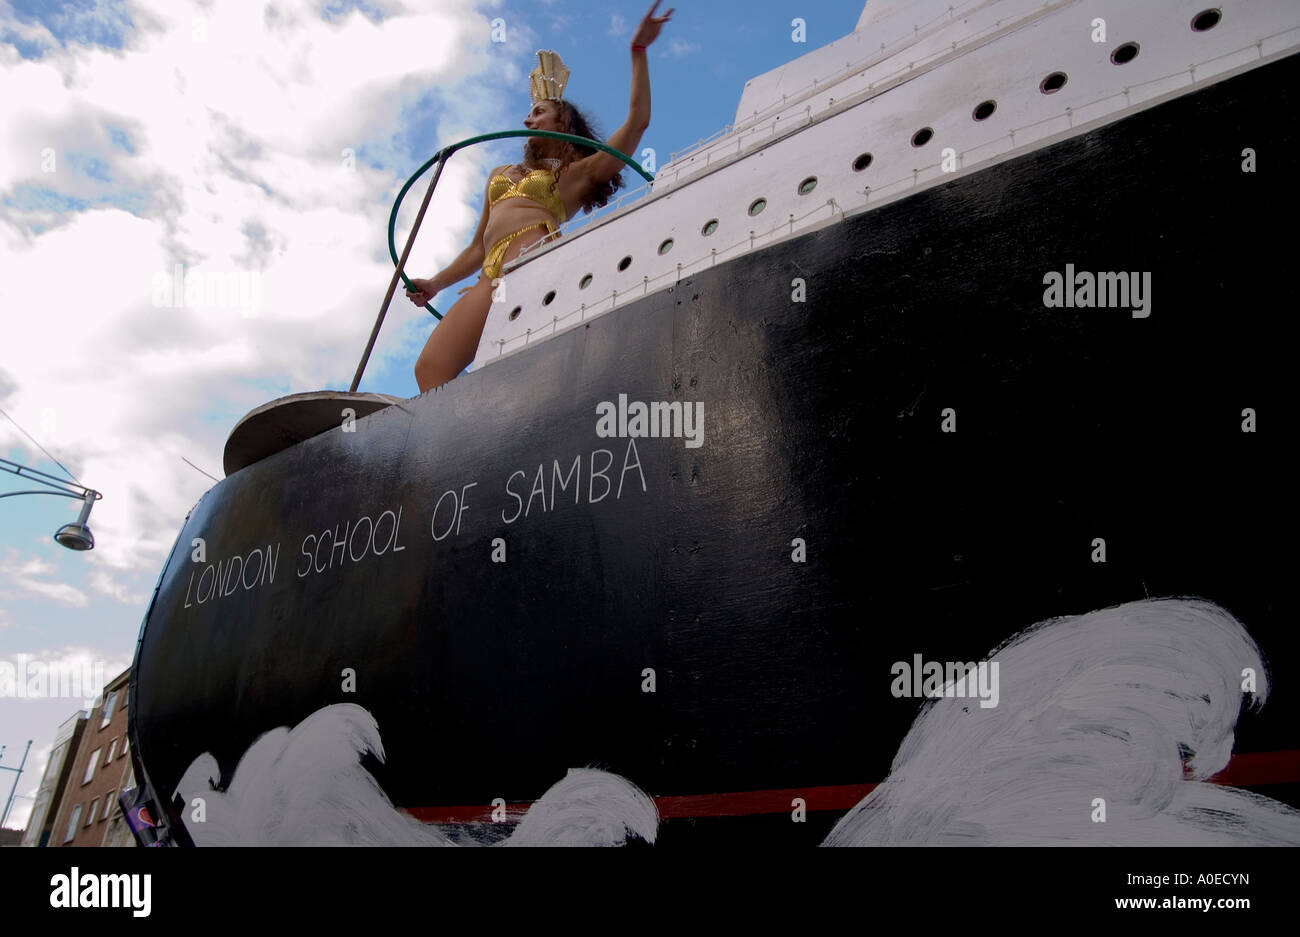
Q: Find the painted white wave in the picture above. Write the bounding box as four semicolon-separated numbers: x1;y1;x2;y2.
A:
171;703;657;846
504;768;659;846
824;598;1300;845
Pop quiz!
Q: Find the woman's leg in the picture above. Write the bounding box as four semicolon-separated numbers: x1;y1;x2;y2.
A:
412;224;555;394
413;274;495;393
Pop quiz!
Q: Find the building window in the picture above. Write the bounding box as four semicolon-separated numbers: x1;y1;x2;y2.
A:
86;798;100;825
121;735;129;755
102;790;115;821
101;690;119;728
83;750;101;784
64;805;82;842
106;739;118;764
121;688;128;710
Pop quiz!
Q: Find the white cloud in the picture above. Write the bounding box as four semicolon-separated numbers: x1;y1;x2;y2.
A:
89;569;149;605
0;644;131;710
0;0;530;599
13;556;54;576
661;38;700;59
608;12;627;39
0;548;89;606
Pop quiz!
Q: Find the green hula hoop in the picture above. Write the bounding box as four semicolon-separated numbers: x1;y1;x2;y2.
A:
388;130;655;319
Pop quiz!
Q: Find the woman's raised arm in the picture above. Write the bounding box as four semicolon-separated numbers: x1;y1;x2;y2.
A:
575;2;673;187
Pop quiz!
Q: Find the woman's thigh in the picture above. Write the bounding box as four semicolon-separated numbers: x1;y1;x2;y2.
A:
421;274;495;360
421;223;552;359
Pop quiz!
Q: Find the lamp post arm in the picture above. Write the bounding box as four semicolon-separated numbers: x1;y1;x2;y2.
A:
0;457;99;501
0;489;85;500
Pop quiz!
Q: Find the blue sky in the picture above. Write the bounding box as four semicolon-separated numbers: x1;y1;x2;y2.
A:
0;0;871;832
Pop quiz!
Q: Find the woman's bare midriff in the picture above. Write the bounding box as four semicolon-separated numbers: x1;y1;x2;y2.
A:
479;167;583;265
481;198;559;260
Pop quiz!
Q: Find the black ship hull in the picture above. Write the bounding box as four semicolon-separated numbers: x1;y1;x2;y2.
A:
129;50;1300;846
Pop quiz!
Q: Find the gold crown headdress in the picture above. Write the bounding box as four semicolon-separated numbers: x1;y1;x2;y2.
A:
529;49;570;103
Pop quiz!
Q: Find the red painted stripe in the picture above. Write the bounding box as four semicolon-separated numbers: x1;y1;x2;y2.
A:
653;783;876;819
404;750;1300;824
406;803;531;824
1207;749;1300;787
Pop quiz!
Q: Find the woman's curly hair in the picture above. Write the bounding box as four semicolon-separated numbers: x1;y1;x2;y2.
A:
521;100;626;215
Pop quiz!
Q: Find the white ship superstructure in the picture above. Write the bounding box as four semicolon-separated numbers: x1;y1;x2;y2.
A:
473;0;1300;367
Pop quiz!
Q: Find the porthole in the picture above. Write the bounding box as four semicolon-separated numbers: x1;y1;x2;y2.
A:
618;255;632;271
508;306;522;321
972;100;996;121
748;198;767;216
852;153;873;172
579;273;593;289
542;290;556;306
1191;8;1221;31
658;238;674;255
911;127;933;147
797;176;818;195
702;219;719;236
1110;42;1139;65
1039;71;1067;94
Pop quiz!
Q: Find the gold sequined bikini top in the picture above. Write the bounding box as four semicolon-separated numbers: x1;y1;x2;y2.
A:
488;167;567;223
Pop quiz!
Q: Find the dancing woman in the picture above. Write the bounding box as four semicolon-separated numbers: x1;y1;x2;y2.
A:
409;2;674;393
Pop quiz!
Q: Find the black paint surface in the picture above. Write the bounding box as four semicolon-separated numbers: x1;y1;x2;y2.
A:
130;52;1299;845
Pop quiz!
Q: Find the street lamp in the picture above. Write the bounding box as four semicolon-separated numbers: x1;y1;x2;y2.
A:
0;457;102;551
54;489;96;550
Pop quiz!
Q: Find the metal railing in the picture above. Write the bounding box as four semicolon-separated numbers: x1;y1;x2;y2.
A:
482;25;1299;356
348;130;652;393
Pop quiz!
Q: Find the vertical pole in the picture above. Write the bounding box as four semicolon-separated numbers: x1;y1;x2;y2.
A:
350;151;450;393
1;740;32;828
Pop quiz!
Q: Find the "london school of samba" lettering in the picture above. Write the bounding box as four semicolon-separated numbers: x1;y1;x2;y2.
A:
181;441;650;611
181;507;409;608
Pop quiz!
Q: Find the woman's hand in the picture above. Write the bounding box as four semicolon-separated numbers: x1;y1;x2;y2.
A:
406;276;441;306
630;0;674;48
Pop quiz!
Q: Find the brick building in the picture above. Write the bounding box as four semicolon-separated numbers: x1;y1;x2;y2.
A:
46;667;136;846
